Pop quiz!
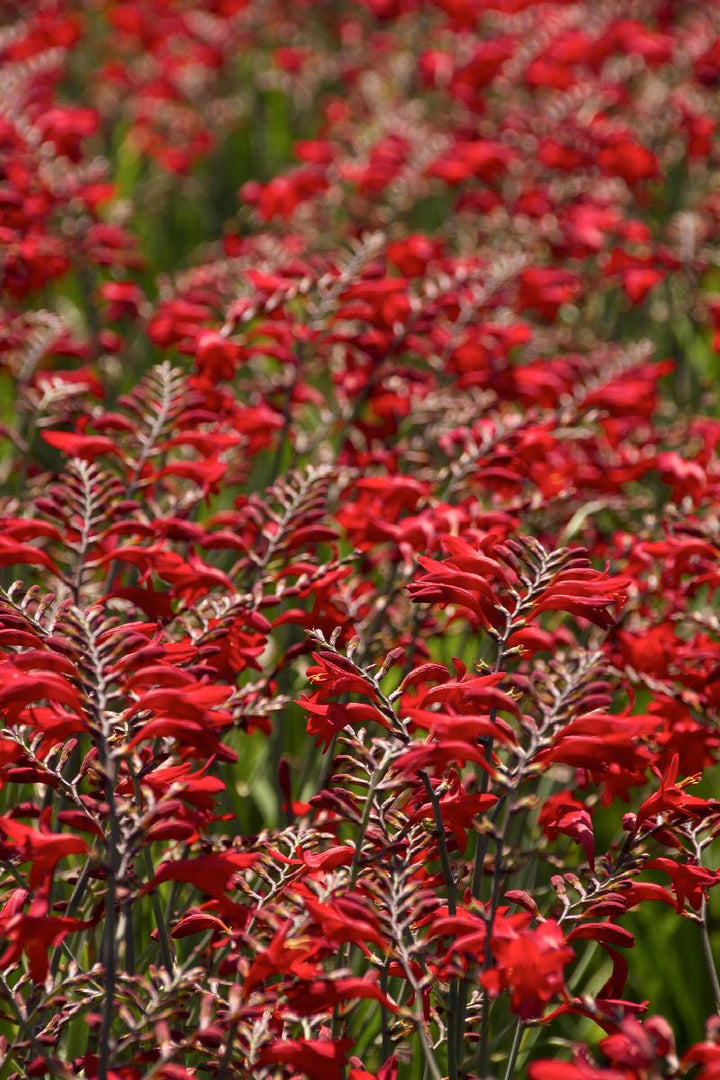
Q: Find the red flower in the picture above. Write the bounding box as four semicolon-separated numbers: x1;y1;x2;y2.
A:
644;858;720;912
243;922;320;997
42;430;121;461
518;267;582;320
257;1038;353;1080
538;793;595;869
0;896;89;983
0;814;88;890
482;913;574;1019
284;975;397;1015
529;1062;625;1079
598;142;658;184
302;893;387;952
148;852;258;899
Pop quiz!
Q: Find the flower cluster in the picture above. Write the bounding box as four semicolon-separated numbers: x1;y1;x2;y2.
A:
1;1;720;1079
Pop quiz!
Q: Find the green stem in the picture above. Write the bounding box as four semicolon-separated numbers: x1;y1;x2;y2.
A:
503;1018;525;1080
129;769;175;975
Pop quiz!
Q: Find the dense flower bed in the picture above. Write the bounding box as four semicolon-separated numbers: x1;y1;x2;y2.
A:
1;1;720;1077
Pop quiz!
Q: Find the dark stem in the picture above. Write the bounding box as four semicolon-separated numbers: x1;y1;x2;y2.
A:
380;961;391;1062
98;743;120;1080
420;769;458;1080
129;767;175;976
458;639;506;1071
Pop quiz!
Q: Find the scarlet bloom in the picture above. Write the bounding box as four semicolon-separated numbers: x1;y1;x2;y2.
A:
482;913;574;1019
299;698;394;750
42;430;120;461
644;858;720;912
240;166;328;220
302;893;387;952
529;1062;625;1079
304;651;378;702
0;815;88;890
243;922;320;997
194;330;241;382
284;976;397;1015
0;896;89;983
257;1038;353;1080
409;770;497;849
633;754;689;834
409;535;627;631
598;141;658;184
531;567;629;629
0;538;58;574
621;266;664;305
518;267;582;319
538;793;595;869
148;852;258;899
